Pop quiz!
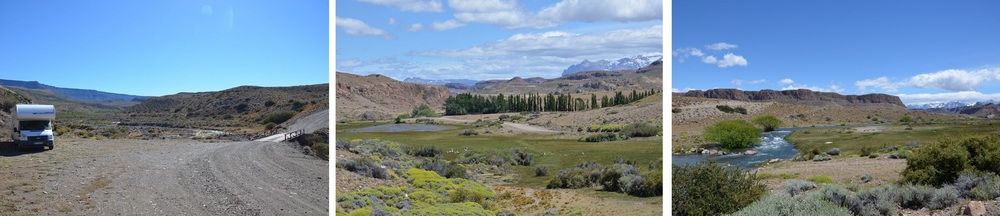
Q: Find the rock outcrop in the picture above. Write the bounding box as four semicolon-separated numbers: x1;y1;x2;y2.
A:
676;89;905;107
336;72;451;121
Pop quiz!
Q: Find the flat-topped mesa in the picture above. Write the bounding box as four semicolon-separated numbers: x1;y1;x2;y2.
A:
677;89;905;107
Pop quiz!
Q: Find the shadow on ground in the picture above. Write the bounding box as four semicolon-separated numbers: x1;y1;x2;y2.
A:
0;141;47;156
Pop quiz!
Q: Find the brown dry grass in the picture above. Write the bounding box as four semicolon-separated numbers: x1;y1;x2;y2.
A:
756;157;906;192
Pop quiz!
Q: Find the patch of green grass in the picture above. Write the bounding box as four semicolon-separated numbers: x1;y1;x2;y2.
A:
337;122;662;188
786;122;1000;157
758;173;798;180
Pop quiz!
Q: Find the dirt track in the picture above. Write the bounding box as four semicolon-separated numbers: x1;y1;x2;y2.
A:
0;110;329;215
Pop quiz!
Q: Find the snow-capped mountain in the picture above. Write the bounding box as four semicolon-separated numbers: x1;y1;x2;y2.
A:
906;101;976;110
562;54;663;76
403;77;480;86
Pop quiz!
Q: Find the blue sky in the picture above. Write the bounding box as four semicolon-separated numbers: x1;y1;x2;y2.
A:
673;1;1000;105
0;1;328;96
335;0;663;81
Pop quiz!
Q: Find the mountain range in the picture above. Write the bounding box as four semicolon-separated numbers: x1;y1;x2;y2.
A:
906;101;976;110
403;77;480;86
0;79;147;102
562;54;663;76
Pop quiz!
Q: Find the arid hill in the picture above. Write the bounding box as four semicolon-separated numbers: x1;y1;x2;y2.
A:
677;88;905;107
469;60;662;95
336;72;450;121
125;84;328;128
1;85;34;141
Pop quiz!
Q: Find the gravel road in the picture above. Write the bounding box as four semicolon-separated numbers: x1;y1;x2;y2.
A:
0;110;329;215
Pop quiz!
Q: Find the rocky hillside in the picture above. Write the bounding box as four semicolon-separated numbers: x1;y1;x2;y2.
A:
125;84;328;128
470;60;662;95
0;86;33;141
676;89;905;107
0;79;147;102
336;72;451;121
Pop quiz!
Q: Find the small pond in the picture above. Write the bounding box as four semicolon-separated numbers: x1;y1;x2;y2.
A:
347;124;456;132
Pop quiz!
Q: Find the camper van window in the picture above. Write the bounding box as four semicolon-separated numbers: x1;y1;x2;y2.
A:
20;121;50;131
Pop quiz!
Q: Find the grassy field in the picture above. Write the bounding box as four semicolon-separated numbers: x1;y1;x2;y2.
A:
786;120;1000;157
335;121;662;188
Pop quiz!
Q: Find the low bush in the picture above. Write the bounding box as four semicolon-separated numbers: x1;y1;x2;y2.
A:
785;179;817;197
971;172;1000;200
752;115;782;132
928;185;960;210
812;154;832;161
827;148;840;156
860;173;873;183
512;148;532;166
807;175;834;184
716;105;747;114
340;139;407;159
819;184;850;207
847;185;899;216
458;129;479;136
622;122;660;137
406;168;494;209
410;104;437;118
263;111;297;125
416;158;467;179
579;133;628;142
730;193;852;216
860;147;876;158
672;162;766;215
897;184;934;210
599;124;624;132
409;146;442;158
339;157;389;179
587;124;601;132
403;202;493;216
535;166;548;176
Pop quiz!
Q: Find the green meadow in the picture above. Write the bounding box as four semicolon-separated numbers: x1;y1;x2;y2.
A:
336;121;662;188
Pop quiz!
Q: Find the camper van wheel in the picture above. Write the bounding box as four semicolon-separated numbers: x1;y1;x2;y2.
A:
48;145;54;150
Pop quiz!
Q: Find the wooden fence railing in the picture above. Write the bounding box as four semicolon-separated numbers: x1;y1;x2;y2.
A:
283;129;306;142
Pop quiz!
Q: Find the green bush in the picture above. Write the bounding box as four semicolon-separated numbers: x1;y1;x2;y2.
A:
579;133;628;142
622;122;660;137
406;168;494;209
408;146;442;158
599;124;624;132
704;120;761;149
672;162;766;215
587;124;601;132
535;166;548;176
411;104;437;118
339;157;388;179
264;122;276;130
752;115;782;132
897;184;934;210
263;111;297;125
902;138;972;186
312;141;329;160
672;108;681;113
403;202;493;216
819;184;850;207
458;129;479;136
847;185;899;216
807;175;834;184
395;114;409;124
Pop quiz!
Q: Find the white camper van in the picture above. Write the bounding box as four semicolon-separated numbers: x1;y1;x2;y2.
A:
12;104;56;150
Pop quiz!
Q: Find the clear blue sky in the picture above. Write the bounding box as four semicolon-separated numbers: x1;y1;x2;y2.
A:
673;1;1000;105
335;0;663;81
0;1;328;96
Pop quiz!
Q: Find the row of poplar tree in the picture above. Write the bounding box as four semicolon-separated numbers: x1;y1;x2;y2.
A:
444;89;657;115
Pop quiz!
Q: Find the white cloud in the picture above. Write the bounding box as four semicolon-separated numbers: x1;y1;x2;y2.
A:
782;83;844;93
672;48;703;63
407;23;423;32
431;0;662;30
855;77;899;92
854;68;1000;93
388;17;396;24
413;25;661;59
706;42;738;50
731;79;766;86
336;17;394;39
907;69;1000;92
778;78;795;85
898;91;1000;105
432;19;465;30
701;56;717;64
701;53;747;68
358;0;445;12
338;59;363;68
536;0;662;23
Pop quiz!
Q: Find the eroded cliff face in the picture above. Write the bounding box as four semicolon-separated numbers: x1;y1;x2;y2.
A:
677;89;905;107
336;72;451;121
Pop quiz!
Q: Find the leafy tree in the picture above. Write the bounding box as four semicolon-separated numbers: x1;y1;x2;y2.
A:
900;115;913;124
903;138;971;186
752;115;783;132
704;120;761;149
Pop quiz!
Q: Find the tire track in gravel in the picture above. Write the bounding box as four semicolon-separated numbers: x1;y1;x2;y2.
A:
88;140;328;215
